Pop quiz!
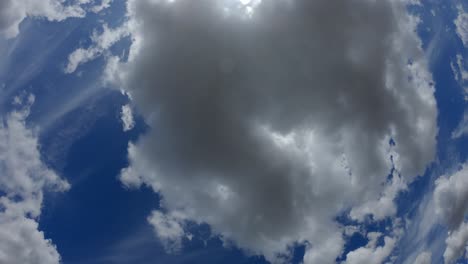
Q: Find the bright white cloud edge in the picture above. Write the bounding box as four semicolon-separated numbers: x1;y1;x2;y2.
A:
0;94;70;264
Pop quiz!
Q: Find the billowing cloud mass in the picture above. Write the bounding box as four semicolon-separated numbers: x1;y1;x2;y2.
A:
0;94;70;264
0;0;88;38
107;0;438;262
434;164;468;263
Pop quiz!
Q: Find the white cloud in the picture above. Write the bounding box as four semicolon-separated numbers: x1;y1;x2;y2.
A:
0;207;61;264
343;232;396;264
121;104;135;131
434;164;468;230
65;23;129;73
452;111;468;139
350;171;407;221
0;94;70;264
434;164;468;263
111;0;437;262
450;54;468;102
413;251;432;264
444;222;468;264
90;0;113;13
147;211;187;253
455;5;468;48
0;0;87;38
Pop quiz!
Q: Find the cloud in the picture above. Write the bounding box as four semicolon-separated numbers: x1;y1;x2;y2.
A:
343;232;396;264
444;222;468;264
110;0;437;262
455;5;468;48
121;104;135;132
0;94;70;264
413;251;432;264
65;22;129;73
350;171;407;221
0;0;87;38
434;164;468;230
89;0;113;13
147;211;188;253
452;111;468;139
450;54;468;102
434;164;468;263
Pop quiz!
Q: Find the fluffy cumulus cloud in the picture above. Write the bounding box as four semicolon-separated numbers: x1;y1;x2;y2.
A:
0;0;88;38
108;0;438;262
343;232;396;264
147;211;188;253
434;164;468;263
0;94;70;264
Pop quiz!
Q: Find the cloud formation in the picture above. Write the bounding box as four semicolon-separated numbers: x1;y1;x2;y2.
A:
121;104;135;131
0;94;70;264
455;5;468;48
343;232;396;264
0;0;88;38
413;251;432;264
450;54;468;103
147;211;188;253
434;164;468;263
66;22;129;74
108;0;438;262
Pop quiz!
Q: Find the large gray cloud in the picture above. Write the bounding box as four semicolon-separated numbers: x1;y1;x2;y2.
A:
107;0;438;262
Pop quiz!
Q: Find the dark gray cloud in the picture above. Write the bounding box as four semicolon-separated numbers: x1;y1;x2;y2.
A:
108;0;438;262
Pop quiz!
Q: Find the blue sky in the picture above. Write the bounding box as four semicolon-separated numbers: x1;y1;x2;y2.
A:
0;0;467;264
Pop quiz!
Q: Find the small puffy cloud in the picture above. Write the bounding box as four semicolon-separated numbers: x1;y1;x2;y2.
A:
0;94;70;264
121;104;135;131
434;164;468;230
147;211;187;253
111;0;437;262
0;0;87;38
455;5;468;47
343;232;396;264
434;164;468;263
65;23;129;73
413;251;432;264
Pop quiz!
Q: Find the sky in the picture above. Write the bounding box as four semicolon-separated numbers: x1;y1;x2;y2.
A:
0;0;467;264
